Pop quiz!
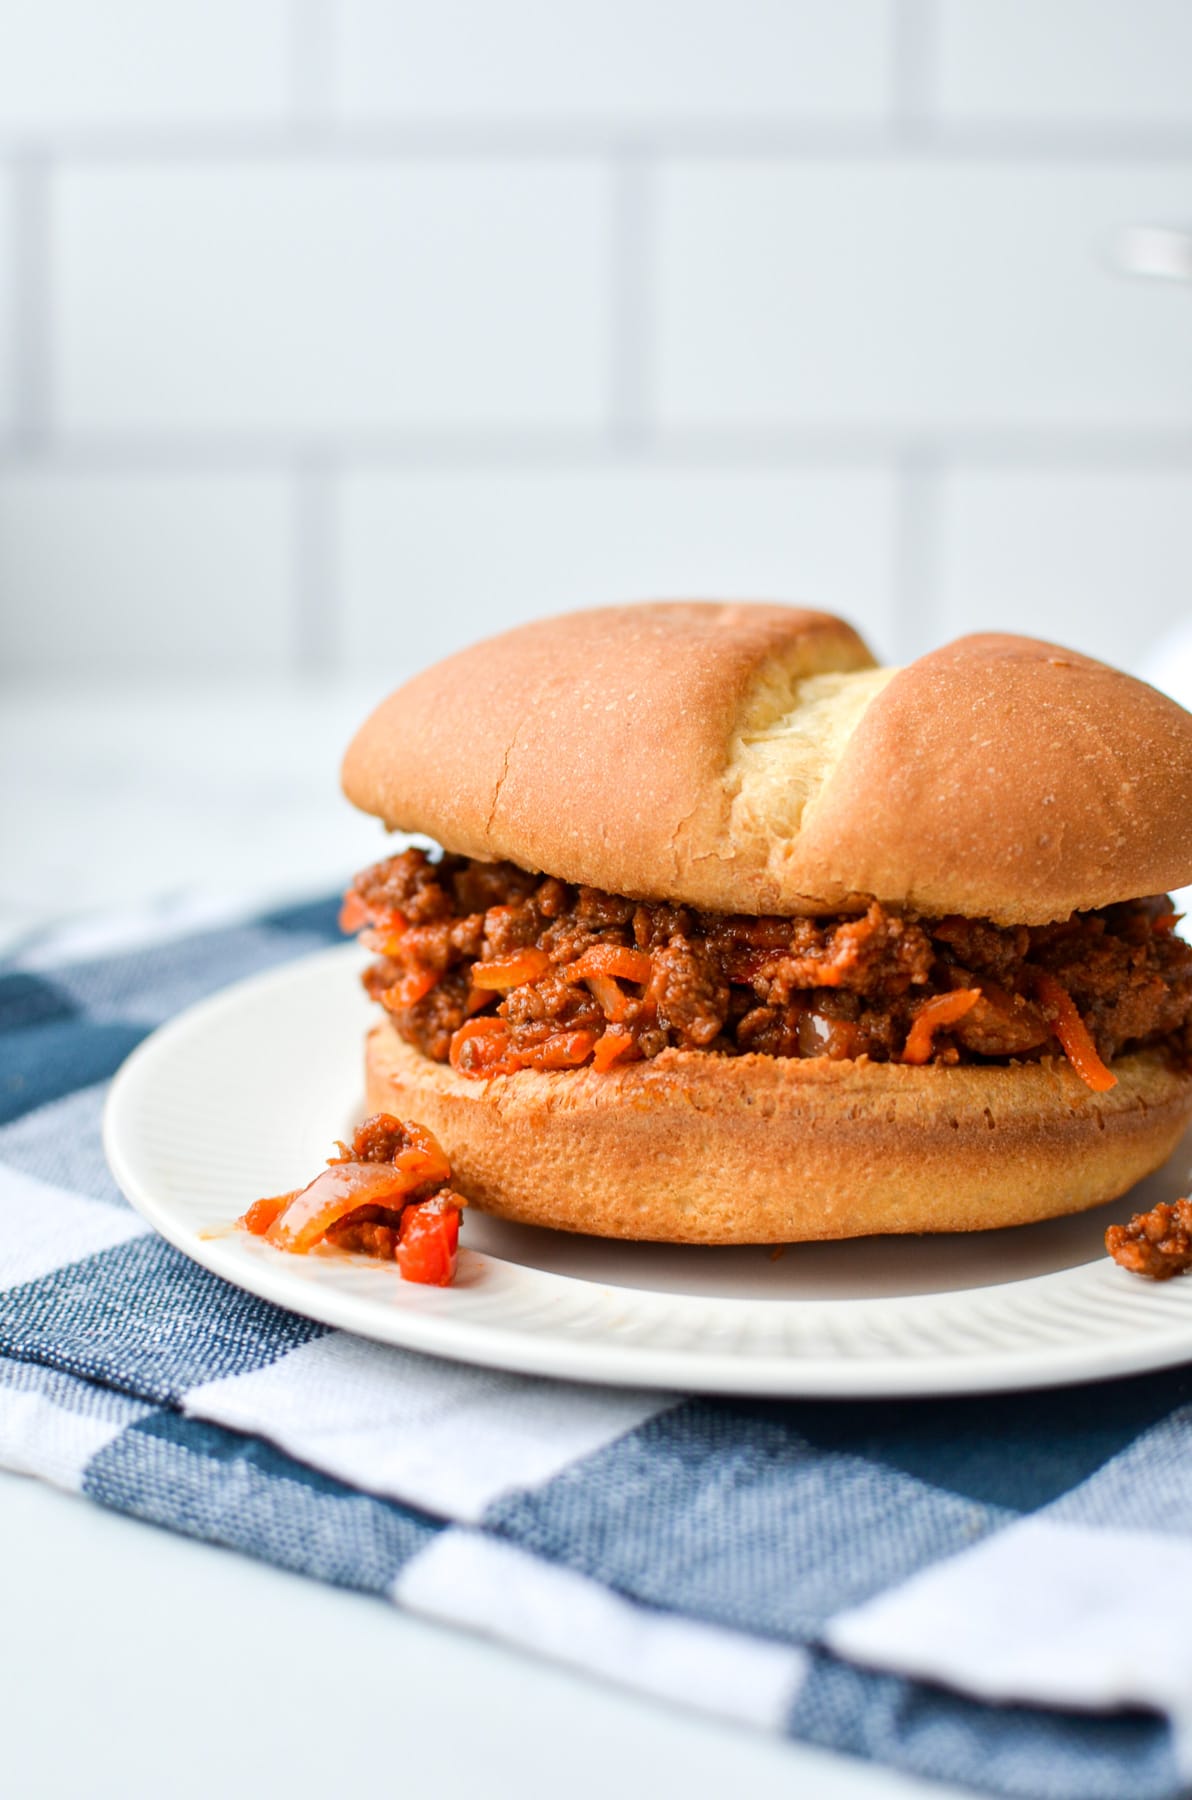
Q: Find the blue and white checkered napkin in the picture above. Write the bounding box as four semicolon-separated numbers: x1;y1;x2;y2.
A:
3;895;1192;1800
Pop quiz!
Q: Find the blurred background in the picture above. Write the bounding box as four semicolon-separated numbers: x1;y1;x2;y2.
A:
1;0;1191;940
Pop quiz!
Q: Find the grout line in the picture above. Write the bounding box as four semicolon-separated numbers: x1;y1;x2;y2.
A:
292;457;339;674
288;0;336;130
608;149;654;448
3;430;1192;475
891;0;936;144
647;428;1192;470
7;152;52;446
2;123;1192;163
892;453;943;660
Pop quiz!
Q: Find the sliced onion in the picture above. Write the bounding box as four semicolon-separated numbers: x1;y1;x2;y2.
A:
265;1161;429;1255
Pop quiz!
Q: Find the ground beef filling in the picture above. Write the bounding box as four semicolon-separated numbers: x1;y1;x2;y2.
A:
342;850;1192;1087
1106;1198;1192;1281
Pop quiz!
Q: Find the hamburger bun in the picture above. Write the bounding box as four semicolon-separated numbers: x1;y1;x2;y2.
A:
343;602;1192;927
343;601;1192;1244
366;1019;1192;1243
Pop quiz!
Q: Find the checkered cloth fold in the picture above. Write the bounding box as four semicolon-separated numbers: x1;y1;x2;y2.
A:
2;896;1191;1800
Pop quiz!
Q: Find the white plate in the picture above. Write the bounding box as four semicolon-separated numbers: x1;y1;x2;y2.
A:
103;943;1192;1398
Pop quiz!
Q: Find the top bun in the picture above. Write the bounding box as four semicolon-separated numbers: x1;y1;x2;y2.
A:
341;601;1192;925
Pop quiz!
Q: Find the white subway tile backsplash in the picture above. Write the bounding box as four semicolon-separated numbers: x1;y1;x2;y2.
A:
339;465;898;676
935;468;1192;672
0;0;291;131
53;161;613;433
935;1;1192;128
0;172;14;431
0;471;294;672
654;159;1192;432
334;0;894;126
4;6;1192;696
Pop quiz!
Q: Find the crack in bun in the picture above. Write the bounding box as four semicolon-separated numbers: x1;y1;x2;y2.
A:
342;602;1192;924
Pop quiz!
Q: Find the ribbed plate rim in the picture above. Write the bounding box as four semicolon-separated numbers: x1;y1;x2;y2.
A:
102;944;1192;1397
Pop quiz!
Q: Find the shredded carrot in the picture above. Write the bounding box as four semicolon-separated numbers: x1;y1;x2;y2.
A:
449;1017;600;1075
900;989;982;1064
592;1027;637;1073
470;948;552;991
449;1016;517;1075
379;967;440;1010
340;892;407;940
240;1192;297;1236
338;891;372;934
527;1029;599;1070
566;945;654;987
1033;972;1118;1092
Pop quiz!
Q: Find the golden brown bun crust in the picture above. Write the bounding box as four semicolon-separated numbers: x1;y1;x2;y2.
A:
342;603;1192;925
798;634;1192;924
366;1021;1192;1244
343;600;871;910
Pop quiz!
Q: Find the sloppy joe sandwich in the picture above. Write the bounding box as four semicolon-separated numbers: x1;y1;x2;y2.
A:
338;603;1192;1244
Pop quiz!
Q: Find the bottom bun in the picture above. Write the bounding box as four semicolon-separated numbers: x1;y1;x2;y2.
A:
365;1019;1192;1244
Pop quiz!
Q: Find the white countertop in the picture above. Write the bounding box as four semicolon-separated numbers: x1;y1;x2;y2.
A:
1;679;966;1800
1;1469;970;1800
